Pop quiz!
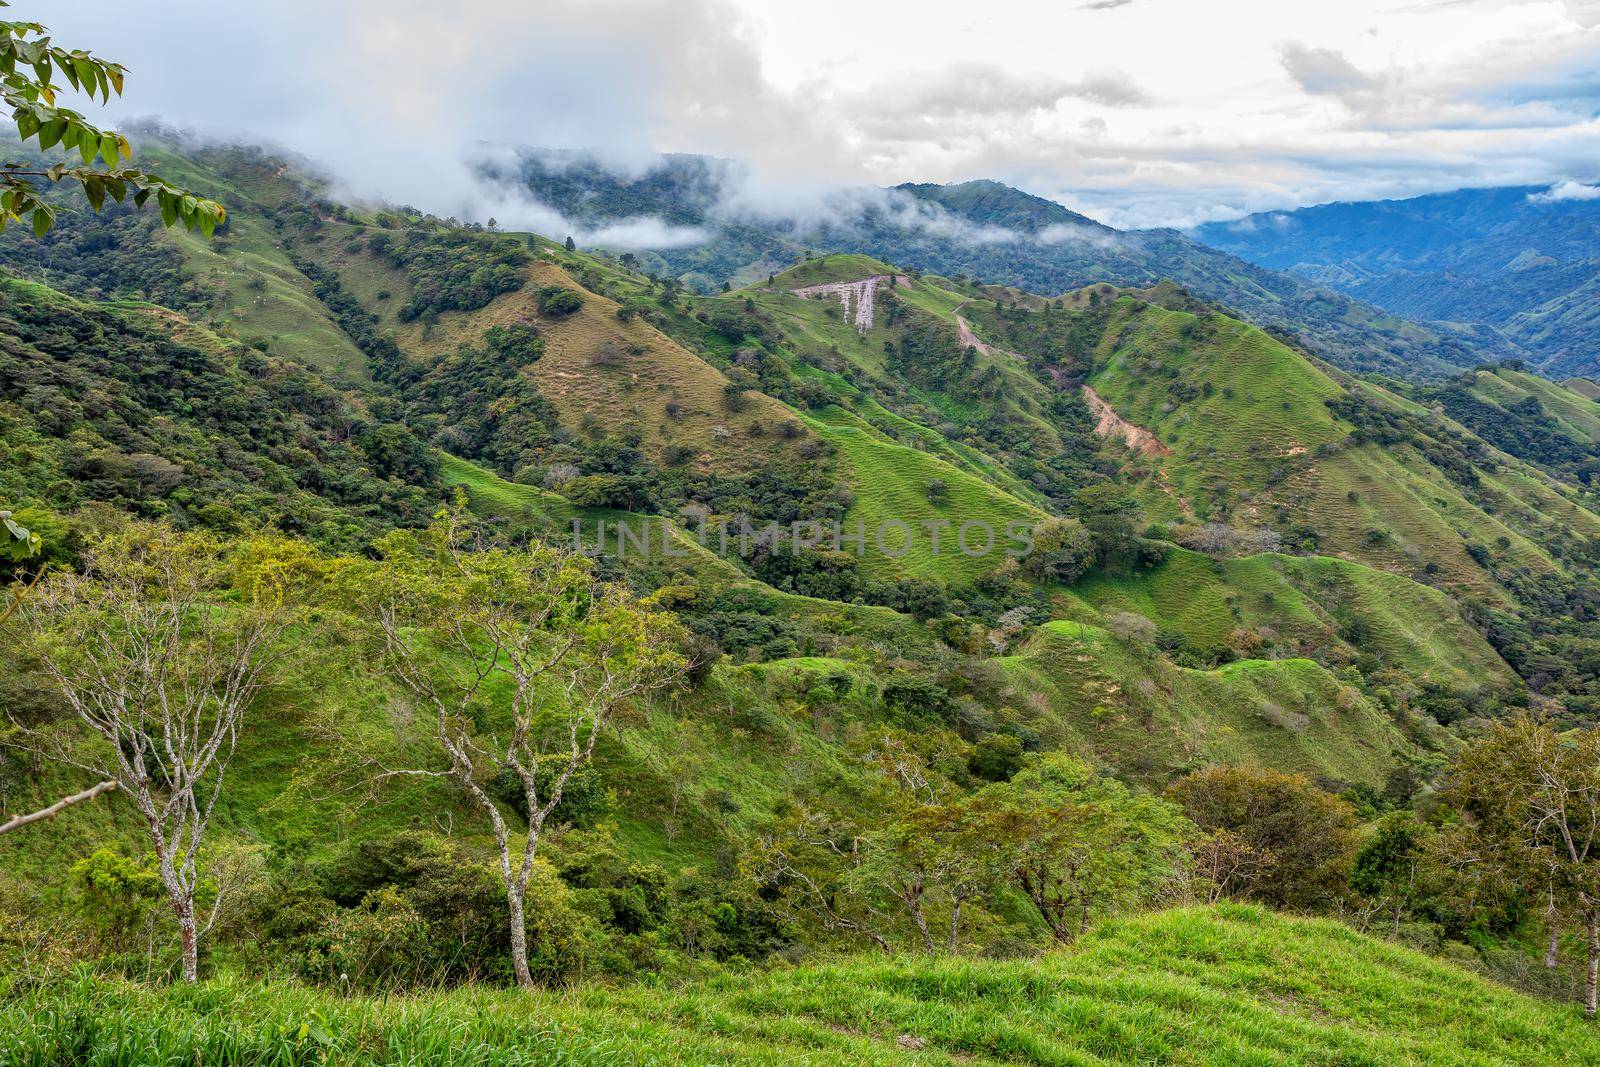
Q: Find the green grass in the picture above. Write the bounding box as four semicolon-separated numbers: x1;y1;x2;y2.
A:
1468;368;1600;444
4;904;1593;1065
1073;548;1514;689
803;407;1046;584
135;147;372;383
769;253;899;289
999;621;1414;786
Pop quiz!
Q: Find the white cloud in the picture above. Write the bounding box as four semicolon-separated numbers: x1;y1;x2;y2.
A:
1529;179;1600;202
34;0;1600;229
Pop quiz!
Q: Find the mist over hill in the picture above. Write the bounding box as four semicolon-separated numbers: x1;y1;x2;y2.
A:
476;148;1518;379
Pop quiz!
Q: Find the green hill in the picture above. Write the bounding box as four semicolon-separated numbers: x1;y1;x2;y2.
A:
4;905;1592;1065
999;620;1419;787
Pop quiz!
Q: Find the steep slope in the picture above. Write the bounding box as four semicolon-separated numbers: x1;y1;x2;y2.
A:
6;905;1593;1065
983;293;1600;601
0;274;439;548
0;140;375;384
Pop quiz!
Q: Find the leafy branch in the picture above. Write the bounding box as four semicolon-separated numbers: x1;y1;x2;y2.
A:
0;4;223;236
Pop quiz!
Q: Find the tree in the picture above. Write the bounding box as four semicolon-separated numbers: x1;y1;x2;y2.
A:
1447;717;1600;1018
345;503;685;988
954;754;1191;943
16;525;300;980
1021;517;1095;583
1167;765;1358;911
0;10;223;235
563;235;575;252
1351;812;1429;937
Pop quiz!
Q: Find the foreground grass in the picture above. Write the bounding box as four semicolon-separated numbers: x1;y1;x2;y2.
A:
4;905;1594;1065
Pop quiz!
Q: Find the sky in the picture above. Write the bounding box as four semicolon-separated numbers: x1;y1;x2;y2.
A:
39;0;1600;229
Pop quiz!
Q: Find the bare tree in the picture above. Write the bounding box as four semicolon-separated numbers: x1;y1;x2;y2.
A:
16;526;288;982
350;505;685;989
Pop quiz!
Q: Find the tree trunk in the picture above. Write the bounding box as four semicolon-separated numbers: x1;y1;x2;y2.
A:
507;887;534;990
907;897;934;954
1586;911;1598;1021
1547;887;1561;969
1392;903;1402;939
149;810;199;984
176;897;198;983
947;898;963;953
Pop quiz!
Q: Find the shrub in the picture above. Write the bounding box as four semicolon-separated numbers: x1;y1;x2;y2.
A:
1105;610;1157;644
1167;765;1358;910
537;286;584;318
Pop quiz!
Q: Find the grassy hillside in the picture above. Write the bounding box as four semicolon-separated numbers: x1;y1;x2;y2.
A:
5;905;1592;1065
1074;547;1515;689
805;407;1046;583
1000;621;1417;787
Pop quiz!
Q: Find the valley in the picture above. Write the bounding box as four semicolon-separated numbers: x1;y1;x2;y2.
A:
7;128;1600;1059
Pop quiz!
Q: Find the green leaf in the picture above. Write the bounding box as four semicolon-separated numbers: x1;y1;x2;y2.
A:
159;192;177;227
37;115;63;150
82;175;103;211
98;131;116;165
30;203;50;236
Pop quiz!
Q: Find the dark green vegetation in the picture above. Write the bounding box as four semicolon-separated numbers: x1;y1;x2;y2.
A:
7;138;1600;1056
1193;184;1600;379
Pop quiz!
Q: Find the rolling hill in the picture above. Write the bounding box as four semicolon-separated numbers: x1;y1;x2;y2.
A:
10;138;1600;1047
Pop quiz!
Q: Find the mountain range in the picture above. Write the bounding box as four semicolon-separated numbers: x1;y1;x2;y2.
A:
1192;183;1600;380
484;150;1514;378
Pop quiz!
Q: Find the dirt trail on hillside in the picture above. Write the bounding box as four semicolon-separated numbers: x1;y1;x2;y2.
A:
1081;385;1171;457
955;315;1026;362
790;276;889;332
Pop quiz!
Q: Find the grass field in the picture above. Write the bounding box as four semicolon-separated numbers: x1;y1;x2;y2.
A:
804;407;1046;584
1074;547;1515;688
1468;367;1600;443
1000;621;1416;786
4;904;1592;1065
136;147;373;383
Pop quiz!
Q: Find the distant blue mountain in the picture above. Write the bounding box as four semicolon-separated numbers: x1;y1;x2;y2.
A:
1191;185;1600;378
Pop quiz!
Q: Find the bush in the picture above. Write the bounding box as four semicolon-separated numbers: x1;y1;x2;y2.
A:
1167;766;1358;910
968;734;1024;782
1105;610;1156;644
537;286;584;318
1022;518;1095;583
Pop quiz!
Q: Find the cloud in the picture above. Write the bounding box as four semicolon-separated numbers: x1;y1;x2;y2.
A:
1280;44;1386;108
586;219;713;248
1529;180;1600;203
34;0;1600;230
